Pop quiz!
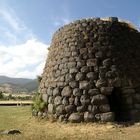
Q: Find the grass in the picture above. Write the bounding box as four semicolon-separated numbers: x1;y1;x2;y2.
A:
1;106;140;140
0;100;32;104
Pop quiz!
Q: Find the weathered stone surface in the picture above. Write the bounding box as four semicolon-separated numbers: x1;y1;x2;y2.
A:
65;105;75;113
69;68;78;73
54;96;62;106
48;96;53;104
96;79;107;88
48;104;55;114
88;88;100;95
91;105;98;114
42;94;49;103
61;86;72;97
74;96;81;106
68;113;83;123
77;105;86;112
58;115;65;122
56;105;65;115
100;87;114;95
100;112;115;122
67;62;77;68
95;51;102;58
47;88;53;96
77;61;86;68
86;72;98;80
73;88;82;96
103;58;112;67
79;81;90;89
91;94;108;105
61;69;68;74
65;73;74;83
62;97;69;105
99;104;110;113
69;96;75;105
80;95;90;105
75;72;85;81
87;59;98;66
81;66;89;73
84;112;95;122
53;87;60;97
69;81;78;88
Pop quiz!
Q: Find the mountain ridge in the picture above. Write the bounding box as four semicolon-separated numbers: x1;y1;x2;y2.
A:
0;75;39;93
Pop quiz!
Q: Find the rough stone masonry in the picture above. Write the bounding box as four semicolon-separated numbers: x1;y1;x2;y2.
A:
39;17;140;123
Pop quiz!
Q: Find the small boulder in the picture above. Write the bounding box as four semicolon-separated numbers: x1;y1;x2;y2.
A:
0;129;21;135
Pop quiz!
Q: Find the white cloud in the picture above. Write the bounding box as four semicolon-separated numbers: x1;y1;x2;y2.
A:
0;39;48;79
0;4;49;79
0;8;25;32
0;6;34;45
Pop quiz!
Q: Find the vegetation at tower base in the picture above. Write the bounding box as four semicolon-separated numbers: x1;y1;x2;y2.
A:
37;17;140;123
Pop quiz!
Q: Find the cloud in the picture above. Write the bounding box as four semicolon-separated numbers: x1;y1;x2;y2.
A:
0;6;34;45
0;39;48;79
0;7;25;32
0;4;48;79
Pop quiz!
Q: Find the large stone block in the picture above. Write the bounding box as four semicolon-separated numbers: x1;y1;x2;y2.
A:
61;86;72;97
84;112;95;122
79;81;90;89
68;113;83;123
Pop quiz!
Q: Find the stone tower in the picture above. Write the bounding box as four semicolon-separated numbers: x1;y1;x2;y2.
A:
39;17;140;123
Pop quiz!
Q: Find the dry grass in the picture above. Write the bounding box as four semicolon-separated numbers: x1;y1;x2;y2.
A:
1;106;140;140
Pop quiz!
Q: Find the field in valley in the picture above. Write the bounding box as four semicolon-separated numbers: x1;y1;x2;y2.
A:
1;106;140;140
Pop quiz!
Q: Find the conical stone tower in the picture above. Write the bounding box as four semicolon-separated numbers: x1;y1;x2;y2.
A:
39;17;140;123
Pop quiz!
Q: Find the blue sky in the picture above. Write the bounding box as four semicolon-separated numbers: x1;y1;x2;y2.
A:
0;0;140;78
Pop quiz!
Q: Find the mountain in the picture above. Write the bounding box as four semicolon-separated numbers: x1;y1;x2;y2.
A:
0;76;39;93
22;79;39;92
0;76;33;85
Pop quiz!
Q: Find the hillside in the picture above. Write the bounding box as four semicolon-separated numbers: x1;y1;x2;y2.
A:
0;76;33;85
0;76;39;93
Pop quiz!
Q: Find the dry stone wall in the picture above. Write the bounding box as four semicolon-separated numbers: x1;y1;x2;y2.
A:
39;17;140;123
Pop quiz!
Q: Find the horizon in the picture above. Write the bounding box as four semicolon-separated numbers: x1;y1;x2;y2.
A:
0;0;140;78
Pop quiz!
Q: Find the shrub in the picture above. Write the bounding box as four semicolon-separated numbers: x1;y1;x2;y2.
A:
0;92;4;99
31;92;46;116
37;75;42;83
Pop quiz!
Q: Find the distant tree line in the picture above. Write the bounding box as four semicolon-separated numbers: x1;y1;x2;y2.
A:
0;91;32;101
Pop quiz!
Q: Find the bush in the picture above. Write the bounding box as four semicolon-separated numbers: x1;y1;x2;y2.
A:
0;92;4;99
37;75;42;83
32;92;46;116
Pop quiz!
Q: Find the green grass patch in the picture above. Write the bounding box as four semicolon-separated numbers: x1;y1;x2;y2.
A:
0;106;31;130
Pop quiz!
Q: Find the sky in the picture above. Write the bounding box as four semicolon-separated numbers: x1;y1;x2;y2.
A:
0;0;140;79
